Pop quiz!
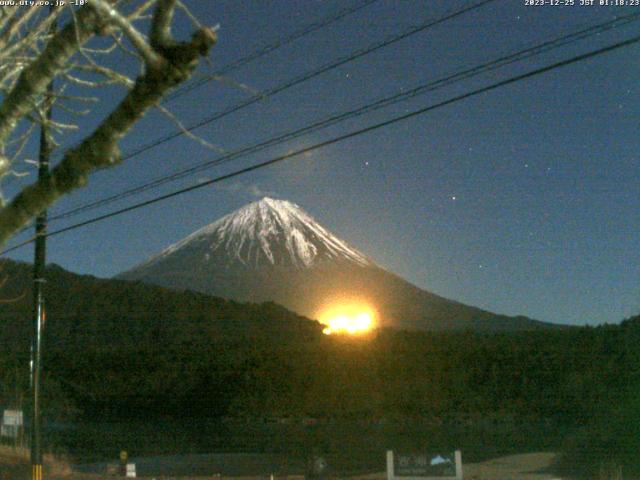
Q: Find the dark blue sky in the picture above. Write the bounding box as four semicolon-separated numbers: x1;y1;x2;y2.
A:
4;0;639;325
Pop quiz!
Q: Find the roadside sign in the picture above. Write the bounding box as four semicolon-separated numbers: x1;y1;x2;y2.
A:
387;450;462;480
1;410;23;439
126;463;136;477
2;410;23;426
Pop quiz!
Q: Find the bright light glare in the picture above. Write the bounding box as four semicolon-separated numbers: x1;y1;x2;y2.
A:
319;303;376;335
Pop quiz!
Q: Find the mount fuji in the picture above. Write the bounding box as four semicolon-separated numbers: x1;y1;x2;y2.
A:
118;197;551;331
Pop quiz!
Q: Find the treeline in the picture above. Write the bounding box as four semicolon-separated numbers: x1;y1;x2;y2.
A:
1;259;639;477
26;317;640;477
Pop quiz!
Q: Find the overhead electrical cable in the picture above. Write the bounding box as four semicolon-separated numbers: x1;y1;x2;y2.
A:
48;12;640;222
0;0;379;191
165;0;382;102
2;30;639;256
117;0;498;162
1;0;498;239
27;0;381;172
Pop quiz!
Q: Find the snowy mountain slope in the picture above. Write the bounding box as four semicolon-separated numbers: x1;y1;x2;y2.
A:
132;197;370;272
119;197;552;332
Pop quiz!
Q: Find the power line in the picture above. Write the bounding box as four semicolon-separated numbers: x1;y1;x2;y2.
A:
4;0;495;238
164;0;382;102
2;30;638;256
49;12;640;222
0;0;379;191
12;0;494;230
118;0;498;162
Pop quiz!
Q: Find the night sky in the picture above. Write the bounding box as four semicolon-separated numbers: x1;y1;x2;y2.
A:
3;0;639;326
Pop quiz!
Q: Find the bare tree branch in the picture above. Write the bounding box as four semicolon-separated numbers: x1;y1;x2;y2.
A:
155;103;225;153
150;0;176;49
0;7;40;50
90;0;163;68
128;0;158;21
0;11;217;244
0;5;106;161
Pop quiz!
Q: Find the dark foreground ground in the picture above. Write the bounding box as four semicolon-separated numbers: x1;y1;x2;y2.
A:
1;448;565;479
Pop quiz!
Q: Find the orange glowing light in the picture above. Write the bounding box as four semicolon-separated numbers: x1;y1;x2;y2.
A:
318;302;376;335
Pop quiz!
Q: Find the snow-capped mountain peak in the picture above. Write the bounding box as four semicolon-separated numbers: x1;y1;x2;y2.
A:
140;197;371;269
119;198;547;333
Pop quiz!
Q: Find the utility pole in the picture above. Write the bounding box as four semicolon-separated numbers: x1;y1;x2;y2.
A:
31;6;55;480
30;88;52;480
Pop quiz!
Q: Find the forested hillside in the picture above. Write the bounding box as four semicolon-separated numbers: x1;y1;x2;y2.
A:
1;259;639;477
